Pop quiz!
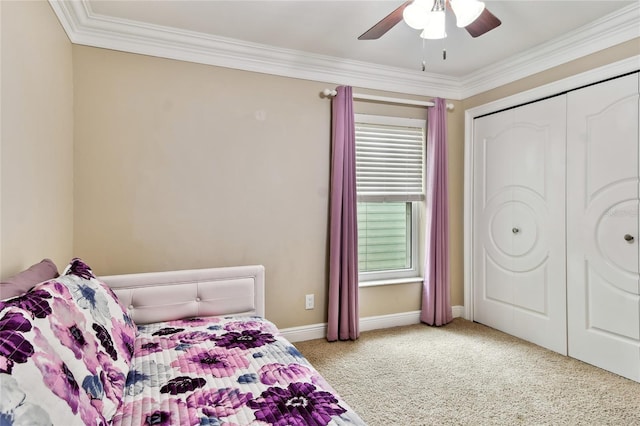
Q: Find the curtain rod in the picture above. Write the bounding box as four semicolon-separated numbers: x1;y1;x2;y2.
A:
322;88;454;111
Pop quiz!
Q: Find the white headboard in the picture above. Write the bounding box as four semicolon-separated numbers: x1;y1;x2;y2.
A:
100;265;265;325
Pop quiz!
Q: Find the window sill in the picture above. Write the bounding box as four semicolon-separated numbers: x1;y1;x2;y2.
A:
358;276;424;288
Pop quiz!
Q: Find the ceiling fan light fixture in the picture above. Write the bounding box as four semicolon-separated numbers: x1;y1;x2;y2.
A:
402;0;432;30
450;0;485;28
420;10;447;39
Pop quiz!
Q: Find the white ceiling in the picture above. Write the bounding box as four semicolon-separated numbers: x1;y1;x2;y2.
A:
51;1;640;98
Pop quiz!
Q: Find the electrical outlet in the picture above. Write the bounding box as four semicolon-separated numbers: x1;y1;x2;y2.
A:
305;294;315;310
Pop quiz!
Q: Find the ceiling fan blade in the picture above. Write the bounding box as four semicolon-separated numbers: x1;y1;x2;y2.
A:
465;7;501;38
358;1;413;40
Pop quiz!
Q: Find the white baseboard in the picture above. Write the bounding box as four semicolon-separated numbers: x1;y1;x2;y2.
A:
282;305;464;343
452;305;465;319
280;322;327;343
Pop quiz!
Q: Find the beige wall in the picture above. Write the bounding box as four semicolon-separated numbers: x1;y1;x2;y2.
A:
72;46;461;327
0;0;74;278
73;47;332;329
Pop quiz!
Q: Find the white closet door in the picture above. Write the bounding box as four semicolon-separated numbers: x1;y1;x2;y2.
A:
472;96;567;354
567;73;640;381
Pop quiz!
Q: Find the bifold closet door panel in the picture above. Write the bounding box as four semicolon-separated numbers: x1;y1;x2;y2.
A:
567;72;640;381
472;95;567;354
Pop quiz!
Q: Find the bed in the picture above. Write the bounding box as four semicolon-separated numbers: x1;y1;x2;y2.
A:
0;258;366;426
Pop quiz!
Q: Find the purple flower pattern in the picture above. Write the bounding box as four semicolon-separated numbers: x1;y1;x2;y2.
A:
152;327;184;336
168;330;215;344
214;329;275;350
31;332;100;424
97;352;127;406
159;376;206;395
111;317;135;362
1;289;53;319
259;363;313;386
223;319;274;333
113;397;199;426
248;382;347;426
94;322;118;360
136;340;163;356
0;310;34;374
167;317;216;327
65;258;95;280
186;387;251;418
134;333;190;357
171;347;249;377
47;296;99;363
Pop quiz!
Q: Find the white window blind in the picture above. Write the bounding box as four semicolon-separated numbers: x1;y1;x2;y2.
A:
354;114;425;280
355;117;425;202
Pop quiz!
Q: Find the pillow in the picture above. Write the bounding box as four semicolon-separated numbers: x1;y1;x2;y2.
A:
55;258;137;419
0;259;58;300
0;258;137;424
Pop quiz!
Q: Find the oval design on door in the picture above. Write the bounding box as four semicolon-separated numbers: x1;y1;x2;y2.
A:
490;200;538;257
585;179;639;293
482;186;548;273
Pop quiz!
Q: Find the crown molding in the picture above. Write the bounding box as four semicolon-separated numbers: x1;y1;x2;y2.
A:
49;1;639;101
48;0;463;99
460;2;640;98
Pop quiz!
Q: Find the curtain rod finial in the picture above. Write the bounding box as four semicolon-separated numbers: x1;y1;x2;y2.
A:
322;88;337;97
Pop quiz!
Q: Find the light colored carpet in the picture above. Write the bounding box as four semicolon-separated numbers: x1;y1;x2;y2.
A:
294;318;640;425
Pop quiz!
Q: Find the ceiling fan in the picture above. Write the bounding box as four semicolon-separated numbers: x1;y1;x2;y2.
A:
359;0;501;40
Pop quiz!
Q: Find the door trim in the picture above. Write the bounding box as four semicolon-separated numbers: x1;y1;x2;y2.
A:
463;55;640;321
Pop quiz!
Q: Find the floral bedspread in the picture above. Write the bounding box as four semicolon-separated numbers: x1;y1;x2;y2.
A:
114;316;366;426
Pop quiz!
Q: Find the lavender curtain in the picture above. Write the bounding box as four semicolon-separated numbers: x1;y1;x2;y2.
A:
327;86;359;341
421;98;453;326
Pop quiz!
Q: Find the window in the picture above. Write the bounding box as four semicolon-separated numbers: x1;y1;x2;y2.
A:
355;114;426;284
